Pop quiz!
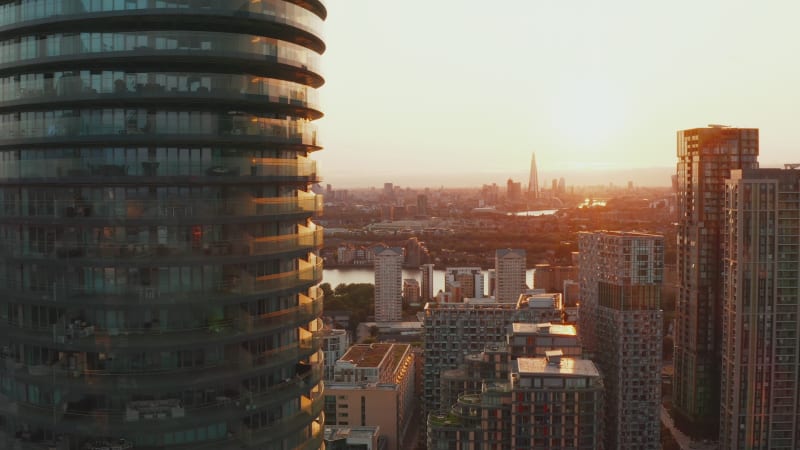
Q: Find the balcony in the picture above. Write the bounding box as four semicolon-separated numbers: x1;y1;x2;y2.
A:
0;192;322;220
11;374;323;441
237;391;324;447
5;303;320;352
0;157;319;181
0;259;323;305
2;226;323;263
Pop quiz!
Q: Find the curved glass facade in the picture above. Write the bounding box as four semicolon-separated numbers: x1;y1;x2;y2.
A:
0;1;326;449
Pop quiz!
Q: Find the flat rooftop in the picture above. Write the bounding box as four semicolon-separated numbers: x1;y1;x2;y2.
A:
515;357;600;377
324;425;379;442
517;292;561;309
339;343;409;369
579;230;663;239
512;322;576;336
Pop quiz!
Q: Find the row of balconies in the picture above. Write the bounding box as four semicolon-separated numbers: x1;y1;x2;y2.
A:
0;258;322;304
0;0;325;38
0;157;319;181
0;120;320;150
0;192;322;219
9;382;323;441
3;294;323;351
238;391;324;447
2;343;322;392
2;227;322;262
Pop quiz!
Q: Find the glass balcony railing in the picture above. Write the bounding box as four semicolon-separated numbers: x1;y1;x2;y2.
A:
1;347;322;391
0;0;324;39
238;392;324;447
0;113;319;146
3;294;324;347
0;193;322;219
0;71;320;111
0;31;320;73
0;260;323;304
2;228;323;262
0;157;318;180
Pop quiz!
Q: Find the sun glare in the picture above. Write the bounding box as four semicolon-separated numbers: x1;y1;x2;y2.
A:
550;79;627;149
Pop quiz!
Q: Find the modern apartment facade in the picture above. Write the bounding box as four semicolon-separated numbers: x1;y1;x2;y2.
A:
510;353;604;450
321;328;350;381
430;353;604;450
444;267;484;301
720;167;800;449
673;125;759;433
579;231;664;449
422;297;563;416
374;247;403;322
495;249;527;303
324;343;415;450
0;1;327;448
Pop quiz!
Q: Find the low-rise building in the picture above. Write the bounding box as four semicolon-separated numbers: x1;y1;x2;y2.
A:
324;343;415;450
324;426;386;450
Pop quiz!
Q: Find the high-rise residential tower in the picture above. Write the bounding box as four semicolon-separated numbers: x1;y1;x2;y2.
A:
528;152;539;198
420;263;435;302
495;249;527;303
0;1;327;449
720;167;800;449
579;231;664;449
673;125;759;434
374;247;403;322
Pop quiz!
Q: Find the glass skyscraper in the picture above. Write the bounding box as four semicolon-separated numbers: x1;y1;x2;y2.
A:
0;1;326;449
673;125;758;436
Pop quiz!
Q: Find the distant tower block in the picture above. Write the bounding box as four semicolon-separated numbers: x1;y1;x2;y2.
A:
528;152;540;198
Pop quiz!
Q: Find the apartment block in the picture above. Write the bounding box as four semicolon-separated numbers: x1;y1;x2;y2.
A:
495;249;527;303
720;167;800;449
674;125;759;433
422;297;563;415
579;231;664;449
444;267;485;301
374;247;404;322
325;343;415;450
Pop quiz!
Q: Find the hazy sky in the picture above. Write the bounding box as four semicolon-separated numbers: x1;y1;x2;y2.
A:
315;1;800;187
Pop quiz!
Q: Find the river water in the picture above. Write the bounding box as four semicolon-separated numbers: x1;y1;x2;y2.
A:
322;268;536;297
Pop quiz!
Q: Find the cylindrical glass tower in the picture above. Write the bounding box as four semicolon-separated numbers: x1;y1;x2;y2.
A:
0;1;326;449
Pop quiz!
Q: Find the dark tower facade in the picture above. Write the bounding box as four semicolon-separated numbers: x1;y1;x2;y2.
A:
0;1;326;449
673;125;758;436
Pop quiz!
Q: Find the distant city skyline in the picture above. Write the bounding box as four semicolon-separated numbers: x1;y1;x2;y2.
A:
322;165;676;189
317;0;800;188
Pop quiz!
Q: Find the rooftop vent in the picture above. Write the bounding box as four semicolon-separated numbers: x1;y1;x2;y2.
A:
545;349;563;366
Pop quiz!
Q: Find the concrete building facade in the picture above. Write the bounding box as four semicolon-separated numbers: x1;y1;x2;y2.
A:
579;231;664;449
403;278;421;305
374;247;404;322
510;353;604;450
444;267;484;301
321;328;351;382
324;343;415;450
422;297;563;416
495;249;527;303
